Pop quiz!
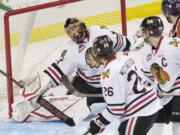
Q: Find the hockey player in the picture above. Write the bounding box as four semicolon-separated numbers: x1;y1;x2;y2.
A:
83;35;161;135
162;0;180;37
12;17;131;123
136;16;180;135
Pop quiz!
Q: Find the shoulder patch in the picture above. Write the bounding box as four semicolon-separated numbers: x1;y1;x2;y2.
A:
169;38;180;47
102;69;110;79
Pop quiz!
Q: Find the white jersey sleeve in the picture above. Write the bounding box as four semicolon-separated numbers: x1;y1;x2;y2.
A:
43;41;79;86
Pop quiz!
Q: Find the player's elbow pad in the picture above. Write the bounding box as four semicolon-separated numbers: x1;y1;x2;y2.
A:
123;38;131;51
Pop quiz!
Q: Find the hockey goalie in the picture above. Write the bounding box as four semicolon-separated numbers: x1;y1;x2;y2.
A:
12;72;91;126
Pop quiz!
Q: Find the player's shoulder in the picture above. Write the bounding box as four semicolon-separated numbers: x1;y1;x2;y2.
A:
88;25;114;42
88;25;111;34
88;25;102;31
66;39;77;47
163;36;180;48
106;55;132;73
139;43;151;55
63;39;79;54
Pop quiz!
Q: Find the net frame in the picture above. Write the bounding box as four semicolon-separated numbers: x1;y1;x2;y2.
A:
3;0;127;118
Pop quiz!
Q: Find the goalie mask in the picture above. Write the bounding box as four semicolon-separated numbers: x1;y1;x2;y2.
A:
162;0;180;22
64;17;87;43
136;16;164;42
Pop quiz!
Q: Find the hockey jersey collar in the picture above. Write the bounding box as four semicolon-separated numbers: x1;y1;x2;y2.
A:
154;36;164;54
82;30;90;43
105;56;116;67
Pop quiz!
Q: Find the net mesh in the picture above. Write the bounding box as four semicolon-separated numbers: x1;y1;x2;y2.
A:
0;0;122;118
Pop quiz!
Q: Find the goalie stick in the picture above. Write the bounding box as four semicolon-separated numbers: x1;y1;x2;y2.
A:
37;96;75;126
0;69;75;126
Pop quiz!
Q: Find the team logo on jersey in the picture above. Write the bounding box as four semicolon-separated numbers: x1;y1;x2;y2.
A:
150;63;170;84
169;38;180;47
78;44;85;53
102;69;110;79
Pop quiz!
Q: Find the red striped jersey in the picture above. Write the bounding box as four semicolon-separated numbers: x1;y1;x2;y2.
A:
100;55;161;122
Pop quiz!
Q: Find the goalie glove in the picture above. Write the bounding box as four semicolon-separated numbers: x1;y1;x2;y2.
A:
84;113;110;135
129;27;145;52
129;35;144;52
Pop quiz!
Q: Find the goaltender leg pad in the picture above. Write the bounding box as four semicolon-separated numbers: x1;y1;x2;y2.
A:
60;95;91;125
32;95;91;125
13;95;91;125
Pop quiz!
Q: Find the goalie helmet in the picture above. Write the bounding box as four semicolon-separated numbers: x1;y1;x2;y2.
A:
64;17;87;43
161;0;180;16
139;16;164;37
92;35;114;57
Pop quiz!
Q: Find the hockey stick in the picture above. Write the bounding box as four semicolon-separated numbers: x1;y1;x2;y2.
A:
52;63;103;98
158;92;180;96
0;69;23;88
0;69;75;126
37;96;75;126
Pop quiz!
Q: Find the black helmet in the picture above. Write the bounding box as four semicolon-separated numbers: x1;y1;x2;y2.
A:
161;0;180;16
93;35;113;57
140;16;164;37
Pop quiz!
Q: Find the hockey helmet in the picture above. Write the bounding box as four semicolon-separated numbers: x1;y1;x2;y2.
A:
161;0;180;16
64;17;87;43
138;16;164;37
92;35;114;57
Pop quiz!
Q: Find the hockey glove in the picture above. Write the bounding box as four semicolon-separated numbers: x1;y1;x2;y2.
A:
84;113;110;135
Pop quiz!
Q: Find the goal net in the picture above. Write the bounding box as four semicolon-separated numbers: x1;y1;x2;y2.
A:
0;0;126;118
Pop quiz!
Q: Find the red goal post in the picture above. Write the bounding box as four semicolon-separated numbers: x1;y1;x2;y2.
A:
2;0;127;118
